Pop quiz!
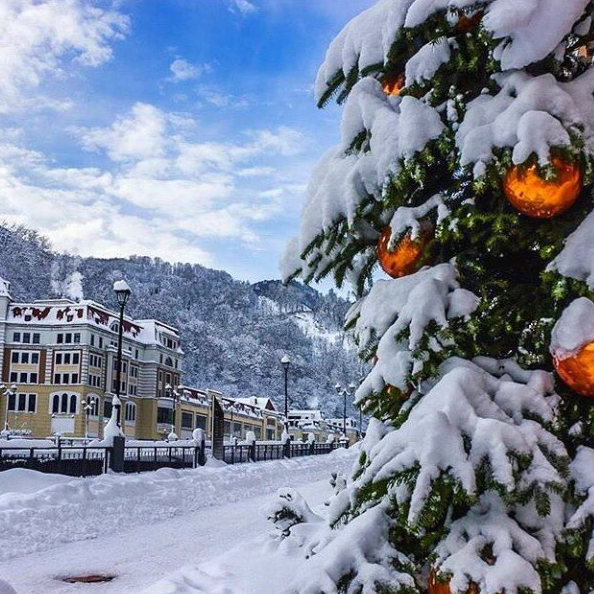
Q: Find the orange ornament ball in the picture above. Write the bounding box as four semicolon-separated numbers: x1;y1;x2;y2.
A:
381;73;405;96
503;157;582;218
428;571;479;594
456;11;482;33
554;342;594;397
377;226;430;278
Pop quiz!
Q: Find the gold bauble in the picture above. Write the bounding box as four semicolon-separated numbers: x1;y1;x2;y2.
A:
555;342;594;397
377;226;430;278
503;157;582;218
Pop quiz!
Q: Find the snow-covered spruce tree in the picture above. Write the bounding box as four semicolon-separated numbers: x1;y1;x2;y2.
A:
282;1;594;593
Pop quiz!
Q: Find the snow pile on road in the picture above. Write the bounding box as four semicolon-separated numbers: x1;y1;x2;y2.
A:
0;448;355;562
0;468;72;496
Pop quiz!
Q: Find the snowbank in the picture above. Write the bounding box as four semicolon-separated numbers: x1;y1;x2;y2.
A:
0;447;356;562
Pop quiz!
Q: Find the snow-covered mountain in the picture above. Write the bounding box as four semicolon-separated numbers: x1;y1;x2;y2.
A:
0;224;359;416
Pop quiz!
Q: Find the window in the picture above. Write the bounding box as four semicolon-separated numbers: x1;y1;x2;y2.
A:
125;402;136;423
12;332;20;342
51;393;77;414
32;333;40;344
104;400;112;418
128;384;137;396
181;412;193;429
16;372;37;384
98;337;103;349
91;334;95;346
89;374;102;388
90;354;103;368
135;349;139;359
8;393;36;413
22;333;31;344
224;421;231;436
112;379;126;393
195;415;207;430
10;351;39;365
157;407;170;424
165;356;173;368
54;372;78;385
74;333;80;344
57;333;63;344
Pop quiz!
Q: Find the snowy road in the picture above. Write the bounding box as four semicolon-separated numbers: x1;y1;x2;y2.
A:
0;449;356;594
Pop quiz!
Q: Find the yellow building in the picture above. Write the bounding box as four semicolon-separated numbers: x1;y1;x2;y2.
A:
0;276;182;439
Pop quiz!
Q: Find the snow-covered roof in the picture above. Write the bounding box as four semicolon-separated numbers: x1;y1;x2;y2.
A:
232;397;278;412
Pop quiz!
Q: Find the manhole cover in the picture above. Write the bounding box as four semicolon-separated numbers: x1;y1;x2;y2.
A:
61;575;115;584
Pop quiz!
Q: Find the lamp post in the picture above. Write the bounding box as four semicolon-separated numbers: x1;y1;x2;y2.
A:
113;280;131;428
1;383;17;434
165;383;180;440
335;382;355;440
81;399;92;440
281;355;290;425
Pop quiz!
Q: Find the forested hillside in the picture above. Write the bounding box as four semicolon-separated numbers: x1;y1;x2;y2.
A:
0;224;359;415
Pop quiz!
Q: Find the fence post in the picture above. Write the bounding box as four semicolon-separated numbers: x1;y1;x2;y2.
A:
57;439;63;474
309;441;315;456
283;438;291;459
110;435;125;473
198;436;206;466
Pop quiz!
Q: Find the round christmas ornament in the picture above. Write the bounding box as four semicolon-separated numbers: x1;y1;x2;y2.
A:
377;226;430;278
503;157;582;218
456;11;482;33
554;343;594;397
381;73;405;96
428;571;478;594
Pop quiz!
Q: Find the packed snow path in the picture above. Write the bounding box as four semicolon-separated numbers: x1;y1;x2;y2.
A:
0;449;356;593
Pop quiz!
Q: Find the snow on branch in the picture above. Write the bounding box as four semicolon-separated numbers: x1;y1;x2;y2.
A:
435;492;553;594
350;263;478;392
356;359;566;525
286;504;415;594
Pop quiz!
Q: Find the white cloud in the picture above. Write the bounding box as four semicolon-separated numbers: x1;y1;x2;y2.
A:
0;0;129;113
169;58;211;82
197;86;251;110
0;102;308;264
227;0;257;16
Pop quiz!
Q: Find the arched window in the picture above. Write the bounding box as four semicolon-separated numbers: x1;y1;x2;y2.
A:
165;356;173;368
110;321;119;333
52;392;77;414
125;402;136;422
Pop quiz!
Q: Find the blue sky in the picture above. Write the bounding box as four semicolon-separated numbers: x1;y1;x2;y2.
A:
0;0;374;282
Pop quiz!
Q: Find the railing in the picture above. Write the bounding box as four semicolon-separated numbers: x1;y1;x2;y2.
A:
0;443;201;477
222;441;345;464
0;439;347;475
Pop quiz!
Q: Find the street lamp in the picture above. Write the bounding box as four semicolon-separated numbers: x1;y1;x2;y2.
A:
281;355;290;423
165;383;179;440
335;383;355;439
1;383;17;433
113;280;131;428
81;399;92;440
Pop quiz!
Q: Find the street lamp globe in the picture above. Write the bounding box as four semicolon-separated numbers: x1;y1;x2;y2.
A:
334;383;342;394
113;280;132;307
281;354;290;369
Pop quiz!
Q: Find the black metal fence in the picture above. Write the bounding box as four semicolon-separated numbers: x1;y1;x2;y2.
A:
0;439;346;476
0;443;201;477
222;441;345;464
